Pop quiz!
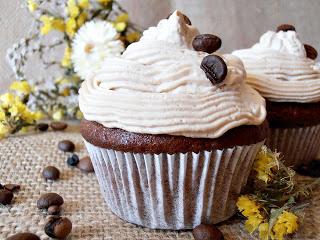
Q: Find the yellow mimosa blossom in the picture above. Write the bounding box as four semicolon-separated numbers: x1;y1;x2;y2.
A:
61;46;72;68
77;12;88;27
126;32;141;43
0;93;16;108
0;108;5;121
97;0;112;6
272;211;298;240
10;81;31;95
78;0;90;9
40;15;65;35
253;146;279;182
61;88;71;97
115;13;129;23
0;123;9;139
237;195;265;233
259;222;269;240
52;109;64;121
66;18;77;38
27;0;38;12
67;0;80;18
76;109;83;119
114;22;126;32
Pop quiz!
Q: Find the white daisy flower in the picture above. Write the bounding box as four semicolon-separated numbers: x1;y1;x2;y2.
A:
72;20;124;80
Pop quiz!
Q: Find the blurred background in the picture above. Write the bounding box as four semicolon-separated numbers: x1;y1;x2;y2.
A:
1;0;319;91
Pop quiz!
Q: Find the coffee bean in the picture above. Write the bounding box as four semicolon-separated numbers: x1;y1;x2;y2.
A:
192;34;222;54
50;121;68;131
193;224;224;240
48;205;61;215
44;216;72;239
304;44;318;60
4;184;21;192
78;156;94;173
37;193;64;209
277;24;296;32
67;154;79;166
42;166;60;181
201;55;228;85
167;12;191;25
58;140;75;152
0;189;14;205
37;123;49;132
6;232;40;240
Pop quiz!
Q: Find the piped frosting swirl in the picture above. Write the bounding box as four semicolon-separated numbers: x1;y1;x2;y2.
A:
79;11;266;138
233;30;320;103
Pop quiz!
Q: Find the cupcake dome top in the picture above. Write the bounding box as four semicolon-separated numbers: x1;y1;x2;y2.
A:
232;27;320;103
79;11;266;139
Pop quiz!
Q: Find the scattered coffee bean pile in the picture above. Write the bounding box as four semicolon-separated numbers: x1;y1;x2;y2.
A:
36;121;68;132
0;183;20;205
193;224;224;240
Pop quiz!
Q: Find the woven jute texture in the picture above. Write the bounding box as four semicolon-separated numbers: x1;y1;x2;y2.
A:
0;126;319;240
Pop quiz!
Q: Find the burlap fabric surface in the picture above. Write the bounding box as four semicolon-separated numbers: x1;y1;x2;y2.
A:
0;126;319;239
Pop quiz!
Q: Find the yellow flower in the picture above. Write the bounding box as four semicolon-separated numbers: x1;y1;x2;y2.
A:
78;0;90;9
27;0;38;13
0;108;5;121
61;88;71;97
97;0;112;6
126;31;141;43
272;211;298;240
0;93;16;108
259;222;269;240
10;81;31;95
114;22;126;32
67;0;80;18
40;15;65;35
76;109;83;119
253;146;279;182
77;12;87;27
237;195;265;233
52;109;64;121
61;46;72;68
115;13;129;23
66;18;77;38
0;123;9;139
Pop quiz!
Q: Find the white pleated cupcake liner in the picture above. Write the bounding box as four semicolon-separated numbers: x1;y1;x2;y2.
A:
266;124;320;167
84;140;264;230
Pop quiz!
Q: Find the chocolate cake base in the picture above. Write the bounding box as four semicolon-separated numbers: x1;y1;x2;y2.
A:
81;120;268;154
267;101;320;128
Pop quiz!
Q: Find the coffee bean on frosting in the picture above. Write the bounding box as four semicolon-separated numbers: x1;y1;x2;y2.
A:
0;189;14;205
192;34;222;53
276;24;296;32
37;193;64;209
6;232;40;240
58;140;75;152
42;166;60;181
201;55;228;85
193;224;224;240
304;44;318;60
44;216;72;239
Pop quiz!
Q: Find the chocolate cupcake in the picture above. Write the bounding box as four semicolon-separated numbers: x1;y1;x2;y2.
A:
79;11;267;230
233;27;320;168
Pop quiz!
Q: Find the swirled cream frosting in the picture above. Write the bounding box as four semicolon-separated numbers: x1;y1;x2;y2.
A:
79;11;266;139
233;30;320;102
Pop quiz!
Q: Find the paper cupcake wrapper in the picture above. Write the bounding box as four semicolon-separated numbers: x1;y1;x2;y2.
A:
84;140;264;230
266;124;320;167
